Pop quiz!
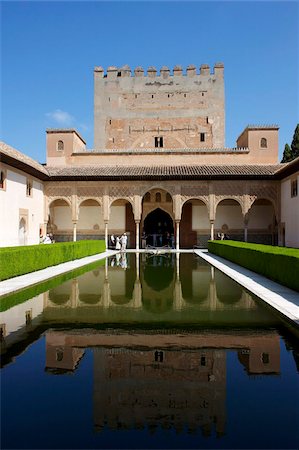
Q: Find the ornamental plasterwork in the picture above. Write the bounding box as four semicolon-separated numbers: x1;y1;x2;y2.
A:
46;186;72;197
47;195;72;207
180;195;209;209
181;185;209;197
213;182;245;196
248;185;278;205
77;196;102;207
76;186;104;197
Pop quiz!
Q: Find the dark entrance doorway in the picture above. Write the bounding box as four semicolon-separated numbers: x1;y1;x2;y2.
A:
143;208;174;247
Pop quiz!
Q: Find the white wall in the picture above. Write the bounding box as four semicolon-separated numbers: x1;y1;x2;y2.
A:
215;204;243;229
248;205;274;228
0;164;44;247
281;173;299;248
52;205;73;229
110;205;126;230
192;204;210;229
77;205;104;230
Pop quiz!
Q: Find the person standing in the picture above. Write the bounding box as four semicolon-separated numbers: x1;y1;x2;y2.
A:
115;236;121;250
120;232;128;252
110;234;115;248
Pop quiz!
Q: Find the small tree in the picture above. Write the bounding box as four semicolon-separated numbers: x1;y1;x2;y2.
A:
281;143;292;163
291;124;299;159
281;124;299;162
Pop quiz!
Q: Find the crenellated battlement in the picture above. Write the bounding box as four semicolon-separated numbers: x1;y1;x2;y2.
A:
94;63;224;78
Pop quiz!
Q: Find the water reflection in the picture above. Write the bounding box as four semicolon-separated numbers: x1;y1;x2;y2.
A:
44;328;281;435
1;253;298;449
45;253;258;314
0;253;280;355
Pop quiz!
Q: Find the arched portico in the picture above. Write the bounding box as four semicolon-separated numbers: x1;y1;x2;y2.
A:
180;198;209;248
215;199;244;241
141;188;174;247
247;198;277;245
143;208;174;247
109;198;135;248
48;198;73;241
77;199;104;240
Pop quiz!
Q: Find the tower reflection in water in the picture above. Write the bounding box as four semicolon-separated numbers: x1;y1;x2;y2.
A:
40;253;281;436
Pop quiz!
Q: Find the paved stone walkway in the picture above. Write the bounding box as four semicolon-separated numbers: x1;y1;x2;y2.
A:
0;250;116;298
194;249;299;325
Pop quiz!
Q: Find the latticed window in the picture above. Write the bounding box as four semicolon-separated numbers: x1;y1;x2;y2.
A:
0;171;5;189
144;192;151;202
26;179;32;196
155;192;161;202
260;137;267;148
291;179;298;198
57;140;64;151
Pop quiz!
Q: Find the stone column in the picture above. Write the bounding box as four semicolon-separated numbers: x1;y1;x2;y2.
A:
210;220;215;240
244;214;249;242
71;279;79;308
135;220;140;250
175;221;180;250
104;221;108;249
72;221;77;242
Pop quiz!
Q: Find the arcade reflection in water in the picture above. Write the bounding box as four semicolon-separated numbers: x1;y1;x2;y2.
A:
44;252;258;316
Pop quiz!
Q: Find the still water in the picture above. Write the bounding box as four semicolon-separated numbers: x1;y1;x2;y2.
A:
1;253;298;449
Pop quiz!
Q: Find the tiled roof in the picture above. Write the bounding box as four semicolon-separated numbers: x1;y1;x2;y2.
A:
79;147;249;155
47;164;283;180
0;141;48;178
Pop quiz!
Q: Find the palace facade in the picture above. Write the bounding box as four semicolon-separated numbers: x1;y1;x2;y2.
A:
0;64;298;248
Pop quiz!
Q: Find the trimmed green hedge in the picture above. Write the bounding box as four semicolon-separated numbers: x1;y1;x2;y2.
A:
0;240;106;282
208;240;299;292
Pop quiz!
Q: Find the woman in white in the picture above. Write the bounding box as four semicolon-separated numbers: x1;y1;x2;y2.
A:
115;236;121;250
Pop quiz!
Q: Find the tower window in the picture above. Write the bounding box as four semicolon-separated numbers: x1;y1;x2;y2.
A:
260;138;267;148
200;133;205;142
200;356;206;366
155;137;163;148
261;353;270;364
57;140;64;151
152;94;154;99
154;350;164;362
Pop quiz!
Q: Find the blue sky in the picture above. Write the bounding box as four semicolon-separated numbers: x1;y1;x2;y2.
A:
1;1;298;163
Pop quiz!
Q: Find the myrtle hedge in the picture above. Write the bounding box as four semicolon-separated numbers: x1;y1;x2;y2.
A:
0;240;106;281
208;240;299;292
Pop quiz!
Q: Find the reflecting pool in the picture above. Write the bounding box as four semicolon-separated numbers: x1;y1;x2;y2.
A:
1;253;298;449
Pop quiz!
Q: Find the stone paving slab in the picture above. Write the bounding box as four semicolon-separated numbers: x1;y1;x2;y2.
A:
194;249;299;325
0;250;117;298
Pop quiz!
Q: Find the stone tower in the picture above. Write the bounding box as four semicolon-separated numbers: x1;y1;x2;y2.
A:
94;63;225;150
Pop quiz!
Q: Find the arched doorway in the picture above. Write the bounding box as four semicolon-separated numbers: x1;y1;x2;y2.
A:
180;199;209;248
143;208;174;247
